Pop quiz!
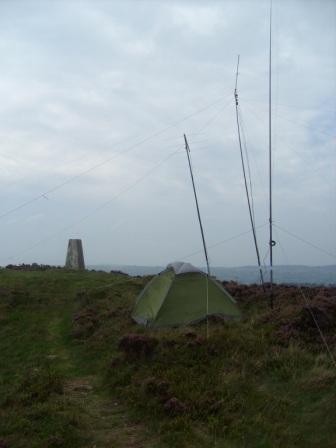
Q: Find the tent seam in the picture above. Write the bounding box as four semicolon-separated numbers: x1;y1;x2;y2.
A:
152;269;176;324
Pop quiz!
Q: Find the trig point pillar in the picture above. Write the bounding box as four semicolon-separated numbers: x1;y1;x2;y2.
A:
65;239;85;270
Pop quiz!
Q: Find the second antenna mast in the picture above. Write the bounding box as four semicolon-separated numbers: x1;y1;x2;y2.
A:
234;56;265;289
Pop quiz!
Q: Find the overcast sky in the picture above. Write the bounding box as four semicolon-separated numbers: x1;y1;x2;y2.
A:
0;0;335;268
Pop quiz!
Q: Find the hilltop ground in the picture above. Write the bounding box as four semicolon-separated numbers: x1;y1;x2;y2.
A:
0;268;335;448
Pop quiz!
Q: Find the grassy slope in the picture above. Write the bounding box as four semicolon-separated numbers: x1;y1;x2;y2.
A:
0;269;335;447
0;270;156;448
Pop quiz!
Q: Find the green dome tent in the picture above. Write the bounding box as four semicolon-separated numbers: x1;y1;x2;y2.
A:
132;262;241;327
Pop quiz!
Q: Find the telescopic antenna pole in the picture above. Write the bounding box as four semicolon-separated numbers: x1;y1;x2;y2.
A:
183;134;211;338
183;134;211;277
234;56;265;290
269;0;275;307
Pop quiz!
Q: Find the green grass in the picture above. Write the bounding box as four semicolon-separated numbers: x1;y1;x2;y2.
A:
0;268;335;447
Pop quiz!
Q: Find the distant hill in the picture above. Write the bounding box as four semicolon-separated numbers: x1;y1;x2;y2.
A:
88;264;336;286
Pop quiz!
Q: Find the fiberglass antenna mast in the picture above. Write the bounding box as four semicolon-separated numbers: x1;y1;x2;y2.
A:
269;0;276;307
234;55;265;290
183;134;211;337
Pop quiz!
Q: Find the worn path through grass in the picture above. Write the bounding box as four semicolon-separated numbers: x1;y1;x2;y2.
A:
47;311;155;448
0;270;156;448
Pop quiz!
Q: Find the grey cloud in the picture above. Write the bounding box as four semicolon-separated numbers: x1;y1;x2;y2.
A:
0;0;334;268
